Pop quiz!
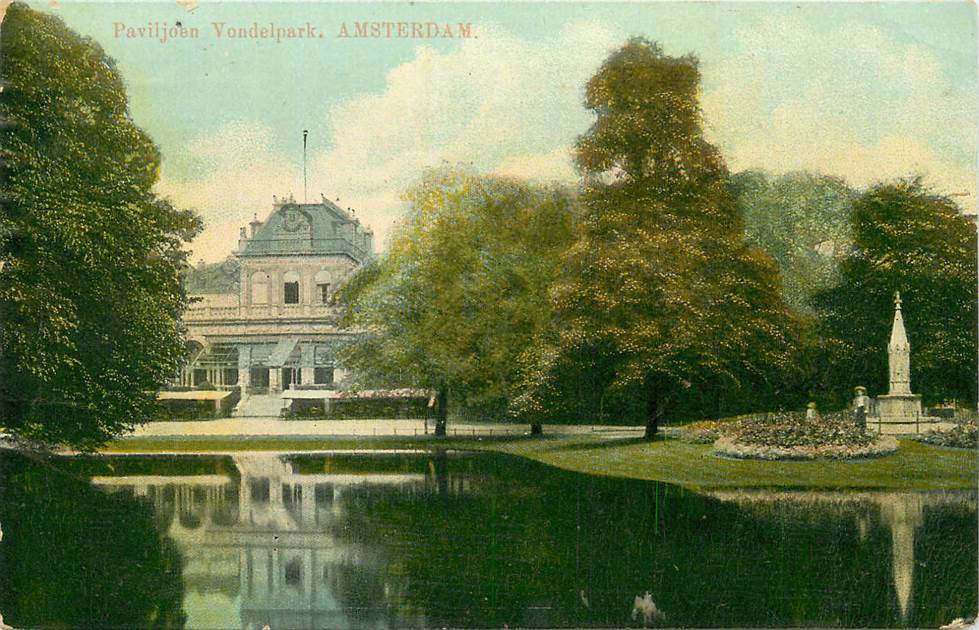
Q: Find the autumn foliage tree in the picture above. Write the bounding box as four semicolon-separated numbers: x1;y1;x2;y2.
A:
338;169;575;436
0;3;202;447
516;39;798;438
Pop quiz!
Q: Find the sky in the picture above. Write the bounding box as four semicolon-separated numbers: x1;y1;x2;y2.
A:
25;1;979;262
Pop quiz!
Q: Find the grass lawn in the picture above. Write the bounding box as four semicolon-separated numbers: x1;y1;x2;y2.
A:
101;432;977;491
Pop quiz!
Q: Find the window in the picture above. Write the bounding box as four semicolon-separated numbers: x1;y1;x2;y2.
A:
283;270;301;304
317;283;331;304
285;559;302;586
251;272;269;304
314;367;334;384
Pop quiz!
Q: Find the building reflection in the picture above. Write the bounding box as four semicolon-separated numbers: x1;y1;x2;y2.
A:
91;454;447;630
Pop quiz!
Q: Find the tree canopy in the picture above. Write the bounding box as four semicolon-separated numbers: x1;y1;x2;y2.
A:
516;39;800;437
731;170;856;313
813;178;977;407
338;169;576;435
0;3;202;448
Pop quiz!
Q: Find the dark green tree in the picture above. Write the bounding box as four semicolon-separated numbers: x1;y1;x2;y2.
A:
730;170;856;313
814;178;977;407
338;169;575;435
0;3;202;448
520;39;798;438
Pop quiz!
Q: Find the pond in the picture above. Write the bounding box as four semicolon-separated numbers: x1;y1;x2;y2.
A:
0;449;975;629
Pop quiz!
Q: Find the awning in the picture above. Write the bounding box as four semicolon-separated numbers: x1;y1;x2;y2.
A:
281;388;435;401
157;390;231;401
268;337;299;367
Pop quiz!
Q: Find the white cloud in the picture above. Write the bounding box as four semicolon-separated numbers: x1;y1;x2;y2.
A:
156;122;301;263
161;15;976;263
701;15;976;211
160;22;622;261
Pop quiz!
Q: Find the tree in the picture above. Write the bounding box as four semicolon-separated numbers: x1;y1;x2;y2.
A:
813;178;977;407
338;169;575;436
0;3;202;448
522;39;798;439
730;170;856;313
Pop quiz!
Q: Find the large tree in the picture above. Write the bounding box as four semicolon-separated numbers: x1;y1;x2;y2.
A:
730;170;856;313
813;178;977;407
338;169;575;435
0;3;202;448
521;39;798;438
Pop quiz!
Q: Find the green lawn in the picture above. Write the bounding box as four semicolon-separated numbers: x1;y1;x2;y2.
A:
101;433;977;490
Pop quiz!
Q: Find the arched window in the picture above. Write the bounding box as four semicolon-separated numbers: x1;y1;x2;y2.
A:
314;270;332;304
251;272;269;304
283;270;301;304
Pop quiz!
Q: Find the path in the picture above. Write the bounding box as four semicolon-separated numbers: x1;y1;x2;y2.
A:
126;418;643;439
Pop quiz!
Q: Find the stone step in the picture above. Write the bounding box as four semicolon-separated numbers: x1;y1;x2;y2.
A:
233;393;286;418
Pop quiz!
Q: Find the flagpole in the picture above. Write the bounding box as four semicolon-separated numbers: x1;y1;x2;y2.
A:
302;129;308;203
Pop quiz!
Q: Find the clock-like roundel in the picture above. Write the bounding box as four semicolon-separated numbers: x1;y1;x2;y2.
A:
280;208;311;233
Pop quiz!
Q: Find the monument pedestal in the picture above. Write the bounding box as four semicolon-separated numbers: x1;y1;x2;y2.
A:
874;394;923;435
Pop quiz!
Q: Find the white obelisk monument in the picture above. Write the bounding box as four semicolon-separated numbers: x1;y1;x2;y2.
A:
875;292;923;434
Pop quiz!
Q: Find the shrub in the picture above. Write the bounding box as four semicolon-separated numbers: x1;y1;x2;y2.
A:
726;410;874;448
708;410;896;460
714;434;898;461
917;422;977;449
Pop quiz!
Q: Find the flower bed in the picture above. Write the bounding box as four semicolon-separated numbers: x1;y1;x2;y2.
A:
713;434;899;461
916;422;977;449
709;410;897;460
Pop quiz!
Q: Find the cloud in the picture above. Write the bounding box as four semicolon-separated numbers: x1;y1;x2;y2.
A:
156;122;301;263
701;15;976;210
161;15;976;263
160;22;622;261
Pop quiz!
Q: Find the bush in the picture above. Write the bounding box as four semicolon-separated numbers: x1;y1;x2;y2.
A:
728;411;875;448
917;422;978;449
714;434;898;461
705;410;897;460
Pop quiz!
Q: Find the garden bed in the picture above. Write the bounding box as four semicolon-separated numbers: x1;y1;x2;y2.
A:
915;421;977;450
702;410;898;461
713;434;899;461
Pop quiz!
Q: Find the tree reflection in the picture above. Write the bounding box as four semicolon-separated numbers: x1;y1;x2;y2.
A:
0;451;186;629
334;454;977;629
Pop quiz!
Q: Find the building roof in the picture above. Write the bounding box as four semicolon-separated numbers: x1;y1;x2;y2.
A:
239;196;374;263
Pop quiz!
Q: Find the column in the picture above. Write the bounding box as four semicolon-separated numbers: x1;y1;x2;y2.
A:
238;368;251;391
238;346;251;392
300;343;314;386
269;368;281;392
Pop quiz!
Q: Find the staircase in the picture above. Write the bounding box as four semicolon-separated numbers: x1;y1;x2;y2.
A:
233;393;286;418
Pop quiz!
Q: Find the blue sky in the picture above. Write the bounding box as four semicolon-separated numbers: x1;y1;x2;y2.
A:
26;1;978;261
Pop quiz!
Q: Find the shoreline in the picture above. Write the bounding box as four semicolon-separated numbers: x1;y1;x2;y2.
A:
80;432;979;491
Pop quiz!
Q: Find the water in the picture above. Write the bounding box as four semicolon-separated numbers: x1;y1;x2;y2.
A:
0;449;975;629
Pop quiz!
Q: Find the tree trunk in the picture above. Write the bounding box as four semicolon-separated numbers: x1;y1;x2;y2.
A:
644;380;660;440
434;387;448;437
530;422;543;436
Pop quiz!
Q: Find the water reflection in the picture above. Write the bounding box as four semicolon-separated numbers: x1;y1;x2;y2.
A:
705;489;975;626
91;453;429;629
1;450;975;629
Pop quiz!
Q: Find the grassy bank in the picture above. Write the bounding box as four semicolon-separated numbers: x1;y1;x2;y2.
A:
101;433;977;491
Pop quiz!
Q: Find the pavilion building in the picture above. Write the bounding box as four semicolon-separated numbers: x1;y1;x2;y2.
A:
174;194;373;405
